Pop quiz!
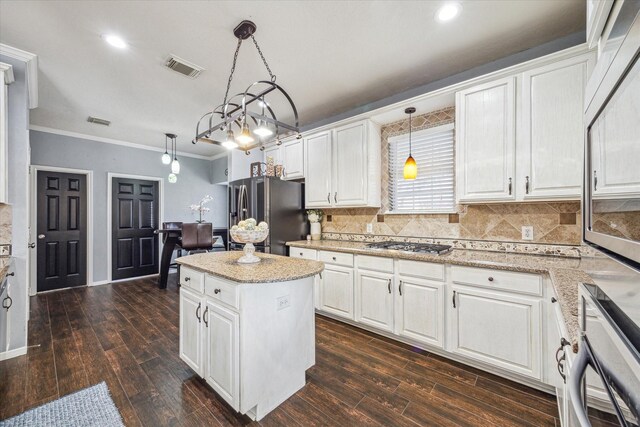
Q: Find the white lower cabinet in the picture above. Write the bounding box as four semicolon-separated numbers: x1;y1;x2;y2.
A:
320;264;354;320
179;287;204;376
396;277;444;349
204;301;239;410
355;269;394;332
450;285;542;379
289;248;319;309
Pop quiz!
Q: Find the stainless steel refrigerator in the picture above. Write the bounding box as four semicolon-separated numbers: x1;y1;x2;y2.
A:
228;177;307;255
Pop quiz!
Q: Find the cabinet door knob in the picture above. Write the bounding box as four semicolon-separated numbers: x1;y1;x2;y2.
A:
184;277;191;282
332;256;336;261
593;170;598;191
195;302;201;322
551;297;557;303
327;193;331;203
214;288;221;294
334;192;337;203
203;306;209;327
398;280;403;296
508;177;512;195
299;252;303;256
387;279;392;294
452;291;457;308
488;277;494;282
525;176;530;194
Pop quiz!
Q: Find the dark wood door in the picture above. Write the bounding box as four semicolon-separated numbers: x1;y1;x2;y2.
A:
112;178;159;280
37;171;87;291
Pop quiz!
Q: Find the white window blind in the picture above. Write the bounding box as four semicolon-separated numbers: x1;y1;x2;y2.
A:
389;124;455;213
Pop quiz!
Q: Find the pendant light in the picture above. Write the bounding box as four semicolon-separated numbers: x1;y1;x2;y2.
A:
169;134;180;174
161;134;171;164
403;107;418;180
193;20;300;154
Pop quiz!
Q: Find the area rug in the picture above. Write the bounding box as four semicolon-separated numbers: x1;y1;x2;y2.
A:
0;382;124;427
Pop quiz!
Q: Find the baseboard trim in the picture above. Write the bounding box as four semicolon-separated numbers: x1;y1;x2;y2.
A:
0;346;27;361
90;280;110;287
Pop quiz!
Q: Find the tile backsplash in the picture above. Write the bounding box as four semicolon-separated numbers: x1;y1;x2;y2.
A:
0;203;11;244
321;107;584;246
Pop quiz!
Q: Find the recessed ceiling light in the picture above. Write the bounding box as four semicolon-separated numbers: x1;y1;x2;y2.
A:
436;3;462;22
102;34;128;49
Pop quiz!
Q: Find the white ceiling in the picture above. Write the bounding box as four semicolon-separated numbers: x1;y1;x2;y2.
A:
0;0;585;157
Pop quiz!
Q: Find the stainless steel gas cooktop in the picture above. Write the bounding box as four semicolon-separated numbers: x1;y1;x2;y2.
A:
365;241;453;255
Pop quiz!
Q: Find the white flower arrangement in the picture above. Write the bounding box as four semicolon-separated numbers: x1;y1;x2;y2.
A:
189;195;213;223
306;209;324;223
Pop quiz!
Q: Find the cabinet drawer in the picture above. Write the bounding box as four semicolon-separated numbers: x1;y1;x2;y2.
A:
180;267;204;293
451;266;542;296
319;250;354;267
397;259;444;281
356;255;393;273
205;275;239;310
289;247;317;260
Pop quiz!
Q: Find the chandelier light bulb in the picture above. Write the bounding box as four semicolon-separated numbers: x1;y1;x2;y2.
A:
168;173;177;183
222;129;238;149
253;123;273;137
236;122;255;145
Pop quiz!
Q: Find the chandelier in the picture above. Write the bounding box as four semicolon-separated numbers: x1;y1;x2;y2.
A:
193;20;300;154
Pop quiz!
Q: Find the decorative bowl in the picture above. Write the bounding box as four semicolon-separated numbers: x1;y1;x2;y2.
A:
229;228;269;264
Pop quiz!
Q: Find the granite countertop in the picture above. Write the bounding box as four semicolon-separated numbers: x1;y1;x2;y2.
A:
176;251;324;284
288;240;591;352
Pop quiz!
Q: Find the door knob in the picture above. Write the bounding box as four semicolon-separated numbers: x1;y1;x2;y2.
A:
38;234;46;239
28;242;35;248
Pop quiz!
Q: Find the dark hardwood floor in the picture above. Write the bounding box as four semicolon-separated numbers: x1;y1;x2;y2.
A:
0;274;613;426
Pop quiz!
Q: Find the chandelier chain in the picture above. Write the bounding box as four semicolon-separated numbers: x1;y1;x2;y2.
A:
223;38;243;107
250;35;276;82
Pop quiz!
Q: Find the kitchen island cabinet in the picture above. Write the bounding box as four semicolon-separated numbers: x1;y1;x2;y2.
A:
177;252;323;421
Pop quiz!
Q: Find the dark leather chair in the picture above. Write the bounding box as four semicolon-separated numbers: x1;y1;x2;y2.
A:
181;223;213;253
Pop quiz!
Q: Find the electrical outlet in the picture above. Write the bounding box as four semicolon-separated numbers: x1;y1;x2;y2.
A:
0;244;11;257
366;223;373;234
277;295;290;310
522;226;534;241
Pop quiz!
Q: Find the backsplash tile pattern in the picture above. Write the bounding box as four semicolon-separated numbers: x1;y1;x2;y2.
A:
323;107;586;247
0;204;11;244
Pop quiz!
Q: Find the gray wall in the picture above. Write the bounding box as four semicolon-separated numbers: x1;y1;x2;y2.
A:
30;130;228;283
1;53;30;352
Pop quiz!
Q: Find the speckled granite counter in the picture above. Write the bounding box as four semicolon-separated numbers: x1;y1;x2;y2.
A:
288;240;596;352
177;251;324;284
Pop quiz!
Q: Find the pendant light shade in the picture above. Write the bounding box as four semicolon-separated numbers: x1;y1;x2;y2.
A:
171;159;180;174
168;173;177;183
253;122;273;137
403;107;418;181
404;155;417;180
162;134;171;164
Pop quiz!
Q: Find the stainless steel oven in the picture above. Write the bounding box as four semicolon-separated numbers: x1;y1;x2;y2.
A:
583;0;640;268
569;283;640;426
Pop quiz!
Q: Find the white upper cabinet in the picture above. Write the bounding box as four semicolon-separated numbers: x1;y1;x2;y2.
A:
305;119;381;208
0;63;13;204
456;49;595;203
263;144;281;166
520;54;594;200
281;138;304;180
456;76;516;203
304;130;333;207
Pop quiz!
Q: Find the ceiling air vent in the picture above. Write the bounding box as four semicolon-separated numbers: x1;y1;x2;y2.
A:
87;116;111;126
164;54;204;78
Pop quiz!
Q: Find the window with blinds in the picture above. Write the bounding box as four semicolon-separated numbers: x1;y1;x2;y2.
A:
388;123;455;213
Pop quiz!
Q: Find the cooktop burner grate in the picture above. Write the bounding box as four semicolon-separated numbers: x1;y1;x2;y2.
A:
365;241;453;255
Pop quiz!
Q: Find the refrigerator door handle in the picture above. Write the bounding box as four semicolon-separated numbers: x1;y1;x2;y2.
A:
238;184;248;222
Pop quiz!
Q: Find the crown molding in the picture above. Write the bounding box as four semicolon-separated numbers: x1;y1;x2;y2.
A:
0;44;38;109
29;125;221;160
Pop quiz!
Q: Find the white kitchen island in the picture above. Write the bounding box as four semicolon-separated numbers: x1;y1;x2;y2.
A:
176;251;324;421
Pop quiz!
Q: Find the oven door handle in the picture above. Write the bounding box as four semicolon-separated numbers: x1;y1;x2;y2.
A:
568;340;592;427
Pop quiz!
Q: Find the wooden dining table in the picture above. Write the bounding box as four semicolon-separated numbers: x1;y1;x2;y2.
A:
155;228;183;289
154;227;228;289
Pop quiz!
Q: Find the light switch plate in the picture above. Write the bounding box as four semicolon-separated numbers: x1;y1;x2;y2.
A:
522;226;534;241
277;295;290;310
